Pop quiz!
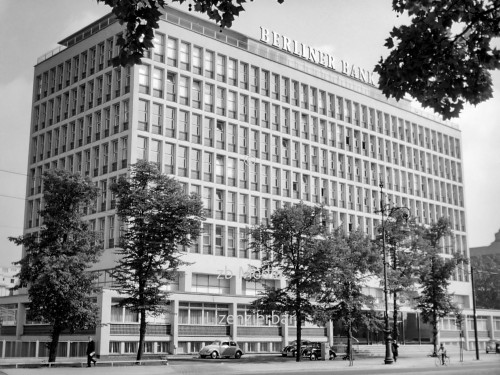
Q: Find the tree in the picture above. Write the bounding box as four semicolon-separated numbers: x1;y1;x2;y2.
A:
110;160;204;361
99;0;285;66
415;217;466;356
9;169;102;363
471;254;500;309
375;0;500;119
249;203;328;362
314;228;381;360
376;211;422;343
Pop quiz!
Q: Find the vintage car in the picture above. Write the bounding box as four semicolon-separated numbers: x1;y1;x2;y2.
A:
281;340;312;357
199;340;244;359
301;342;337;360
485;340;500;354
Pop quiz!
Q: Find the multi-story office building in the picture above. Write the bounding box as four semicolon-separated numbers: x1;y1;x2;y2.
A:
1;6;499;359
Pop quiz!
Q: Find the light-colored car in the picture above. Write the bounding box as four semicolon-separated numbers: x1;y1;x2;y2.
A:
485;340;500;354
199;340;244;359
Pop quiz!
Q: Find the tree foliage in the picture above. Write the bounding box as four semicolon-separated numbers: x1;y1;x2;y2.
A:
314;229;382;358
9;169;102;363
110;160;204;361
415;217;465;355
471;254;500;309
99;0;285;66
249;203;328;362
375;0;500;119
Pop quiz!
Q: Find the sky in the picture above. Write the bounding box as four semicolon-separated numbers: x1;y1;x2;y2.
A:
0;0;499;267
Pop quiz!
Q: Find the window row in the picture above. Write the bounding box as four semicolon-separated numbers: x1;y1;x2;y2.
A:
137;138;465;210
137;101;463;183
35;32;124;99
33;69;130;132
145;33;461;158
31;101;129;164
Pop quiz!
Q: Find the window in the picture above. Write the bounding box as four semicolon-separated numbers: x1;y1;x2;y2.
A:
215;225;225;255
216;87;226;116
204;83;214;112
192;79;202;109
216;121;225;149
167;37;177;66
227;226;236;256
138;65;150;94
153;33;165;62
203;187;213;218
152;67;164;98
138;99;148;131
227;157;236;186
191;113;201;144
204;117;214;147
228;91;237;119
179;42;190;70
137;137;147;161
165;106;175;137
178;110;188;140
228;58;237;86
192;274;230;294
205;50;214;78
239;62;248;89
151;103;162;135
215;190;224;220
203;151;213;182
167;73;176;101
202;223;213;254
177;146;188;176
215;155;225;183
216;54;226;82
164;143;174;173
193;46;202;74
239;227;248;257
239;94;248;122
250;66;259;93
179;76;189;105
190;149;201;179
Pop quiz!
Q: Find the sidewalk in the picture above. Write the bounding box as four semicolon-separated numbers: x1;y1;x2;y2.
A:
1;348;498;375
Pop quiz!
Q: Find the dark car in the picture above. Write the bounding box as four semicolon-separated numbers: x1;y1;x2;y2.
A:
301;342;337;360
281;340;311;357
485;340;500;354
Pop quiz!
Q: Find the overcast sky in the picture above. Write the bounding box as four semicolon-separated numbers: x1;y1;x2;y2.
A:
0;0;499;267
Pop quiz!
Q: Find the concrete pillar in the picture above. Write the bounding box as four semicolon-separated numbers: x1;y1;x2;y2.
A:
463;314;471;350
16;302;25;338
327;320;334;346
233;275;242;296
96;289;112;356
229;302;237;341
487;315;494;340
171;299;178;354
2;340;6;358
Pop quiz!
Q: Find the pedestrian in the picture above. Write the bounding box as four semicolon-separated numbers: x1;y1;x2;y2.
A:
437;343;447;365
86;337;97;367
391;341;399;362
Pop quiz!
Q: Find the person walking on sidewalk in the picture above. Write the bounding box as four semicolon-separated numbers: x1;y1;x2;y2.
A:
437;343;447;365
86;337;97;367
391;341;399;362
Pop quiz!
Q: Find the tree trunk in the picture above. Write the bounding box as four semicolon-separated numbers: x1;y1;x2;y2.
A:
137;307;146;361
48;325;61;363
295;307;302;362
432;312;438;356
393;291;398;342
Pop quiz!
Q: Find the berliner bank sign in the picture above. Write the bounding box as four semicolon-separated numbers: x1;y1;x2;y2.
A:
260;27;376;86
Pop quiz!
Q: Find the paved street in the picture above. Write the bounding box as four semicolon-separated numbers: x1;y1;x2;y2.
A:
1;348;499;375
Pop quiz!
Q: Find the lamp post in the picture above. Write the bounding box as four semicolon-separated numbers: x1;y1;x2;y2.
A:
470;266;480;361
377;182;411;365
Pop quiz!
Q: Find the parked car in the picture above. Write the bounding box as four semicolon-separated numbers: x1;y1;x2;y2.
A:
199;340;244;359
281;340;311;357
301;342;337;360
485;340;500;354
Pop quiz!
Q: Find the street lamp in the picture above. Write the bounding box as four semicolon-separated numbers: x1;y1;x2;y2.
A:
376;182;411;365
